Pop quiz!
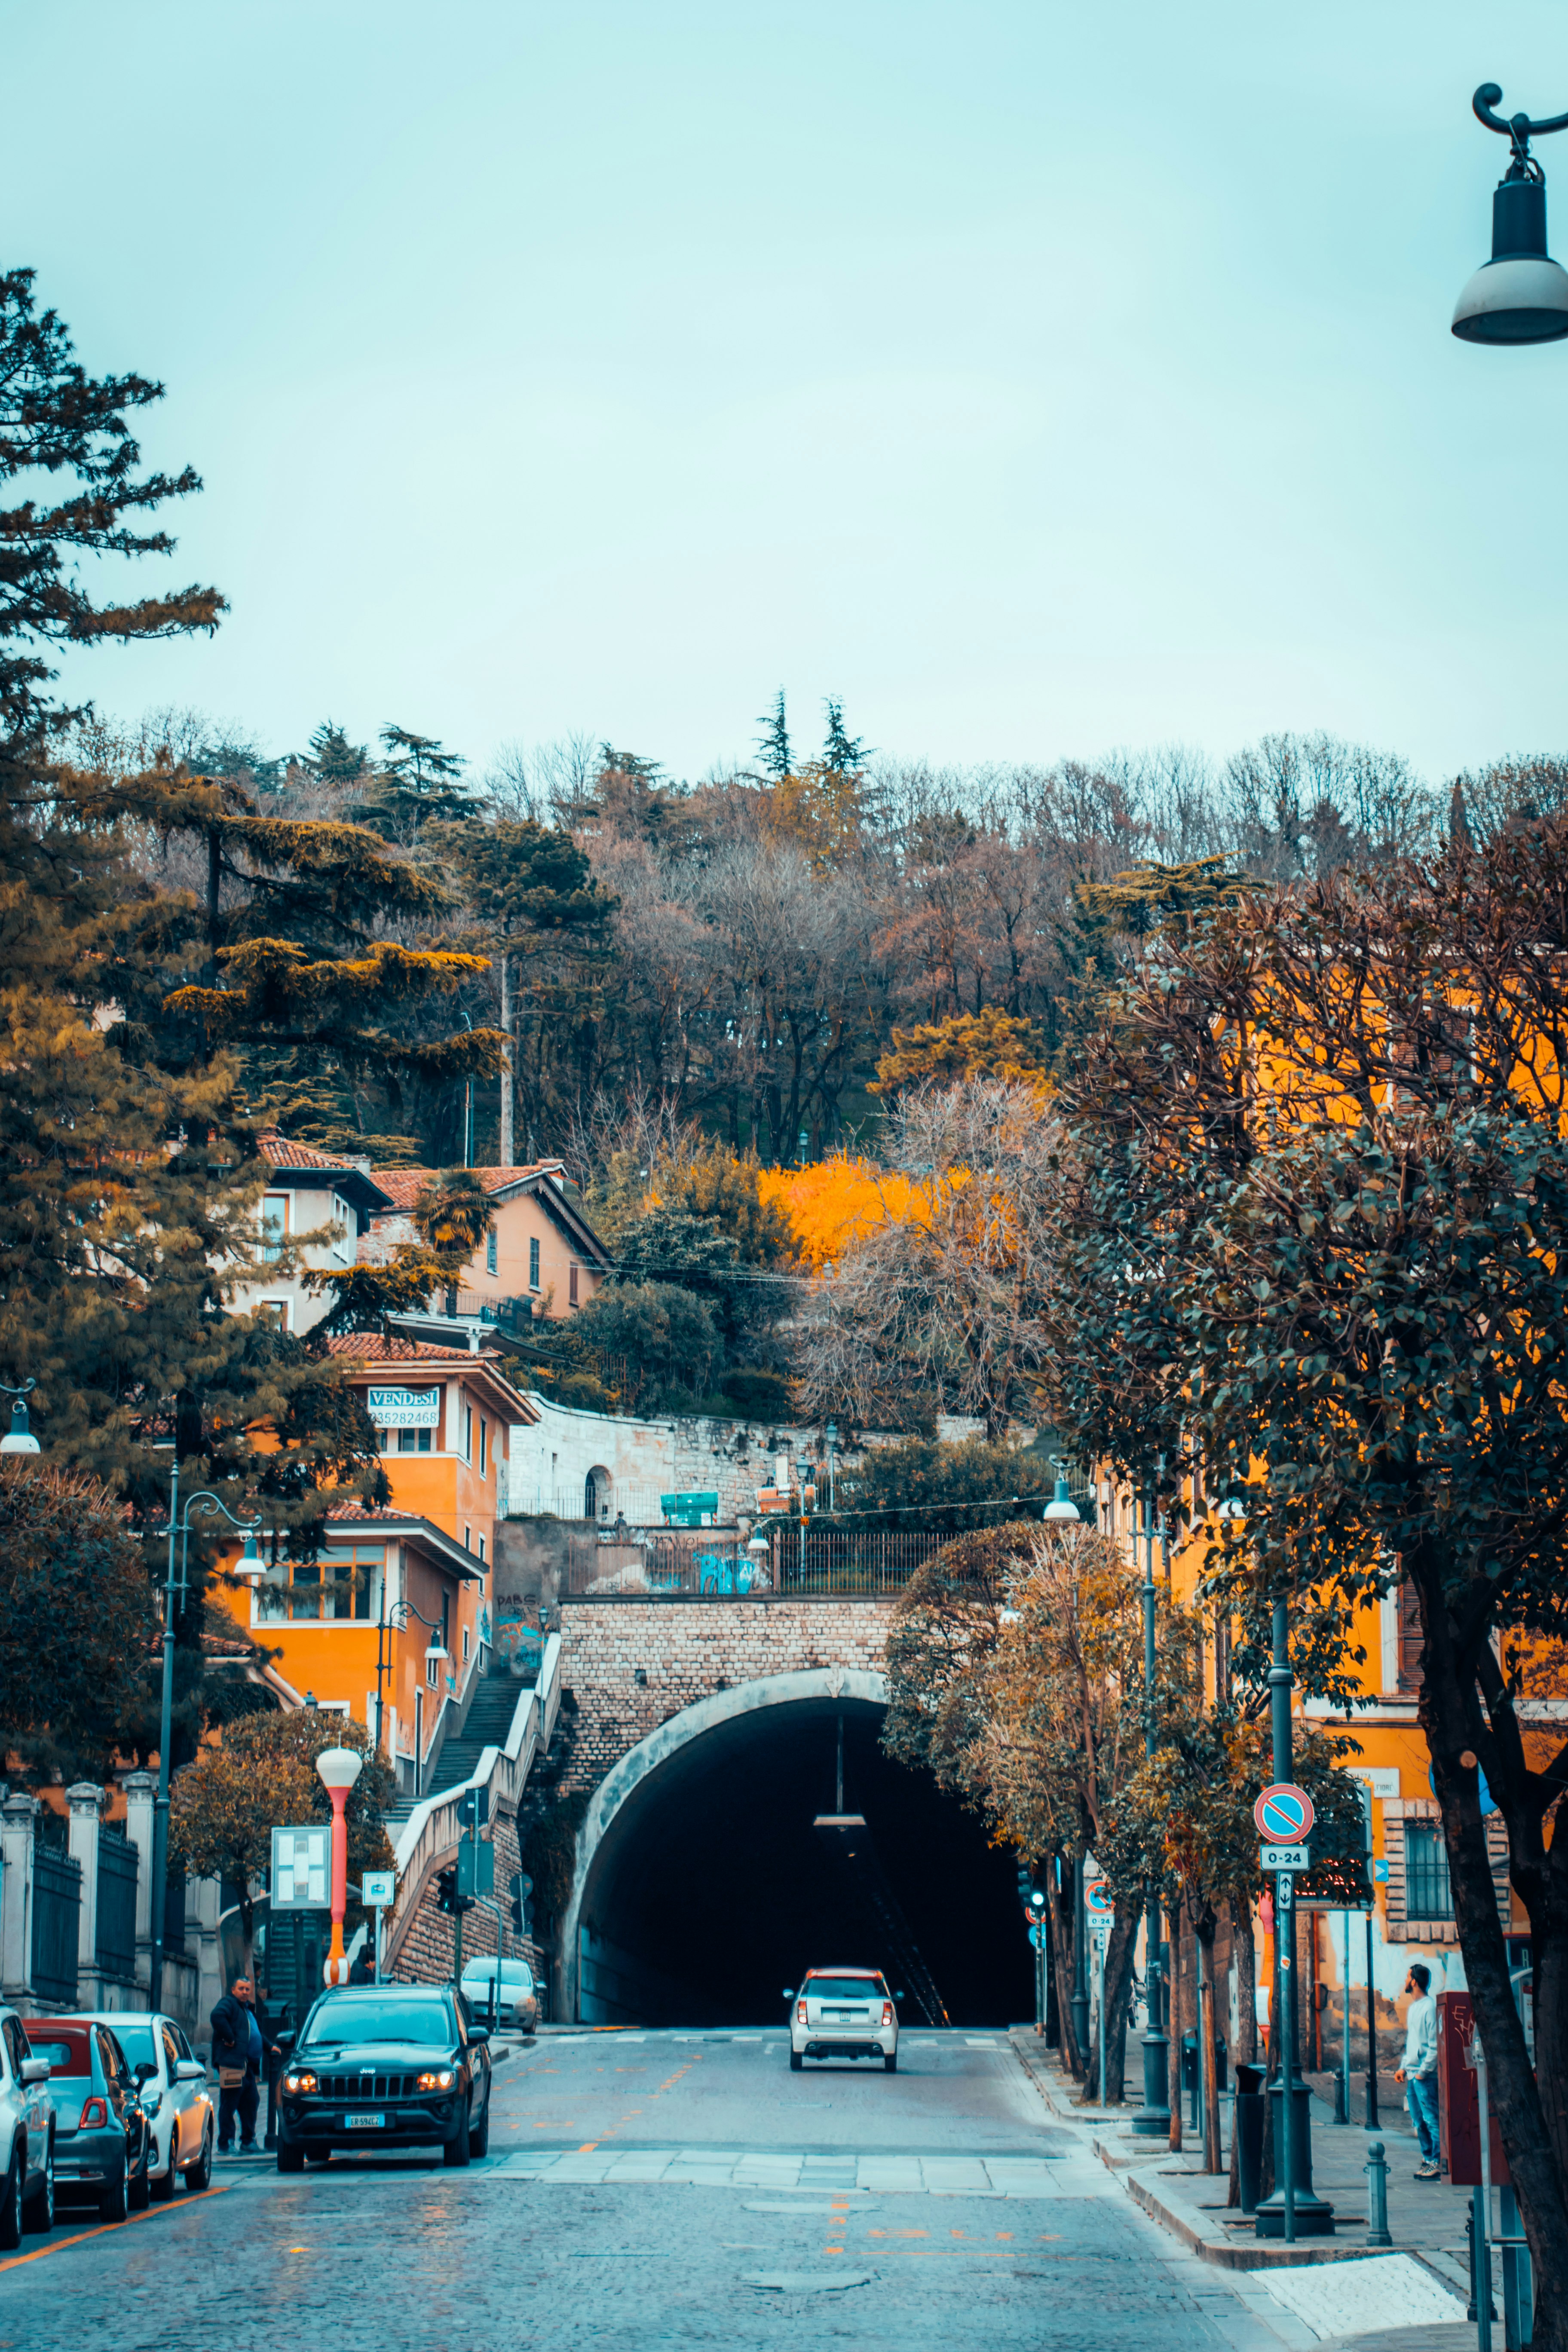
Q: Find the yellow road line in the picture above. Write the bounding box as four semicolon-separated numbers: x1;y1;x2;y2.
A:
0;2183;233;2273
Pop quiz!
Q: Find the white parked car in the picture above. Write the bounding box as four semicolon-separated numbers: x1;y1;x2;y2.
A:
0;2006;55;2244
785;1969;900;2073
459;1957;539;2034
79;2013;214;2199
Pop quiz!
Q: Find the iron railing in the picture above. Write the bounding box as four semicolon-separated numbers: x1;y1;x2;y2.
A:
563;1526;951;1598
95;1827;139;1978
32;1846;81;2007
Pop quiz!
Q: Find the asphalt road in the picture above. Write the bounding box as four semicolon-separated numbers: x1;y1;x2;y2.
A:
0;2029;1293;2352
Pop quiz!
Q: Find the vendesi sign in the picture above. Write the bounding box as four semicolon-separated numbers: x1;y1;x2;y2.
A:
367;1386;441;1429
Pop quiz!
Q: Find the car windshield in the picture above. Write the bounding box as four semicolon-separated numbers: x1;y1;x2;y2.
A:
109;2021;158;2069
462;1961;532;1990
30;2030;90;2075
804;1977;886;2001
303;1994;451;2046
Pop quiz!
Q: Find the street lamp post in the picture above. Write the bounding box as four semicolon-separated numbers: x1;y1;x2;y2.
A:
1133;1479;1172;2137
825;1423;838;1515
1255;1597;1335;2240
1454;86;1568;344
315;1746;364;1986
150;1463;264;2011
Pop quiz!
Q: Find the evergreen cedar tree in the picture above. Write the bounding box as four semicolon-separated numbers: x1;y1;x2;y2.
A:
1046;819;1568;2340
0;263;503;1764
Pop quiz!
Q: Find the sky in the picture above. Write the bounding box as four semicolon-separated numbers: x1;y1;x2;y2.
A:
8;1;1568;787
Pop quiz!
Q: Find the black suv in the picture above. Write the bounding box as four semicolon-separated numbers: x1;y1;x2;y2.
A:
276;1985;492;2171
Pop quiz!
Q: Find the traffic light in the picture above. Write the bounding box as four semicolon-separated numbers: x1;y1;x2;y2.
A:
436;1867;458;1915
508;1871;533;1936
459;1788;490;1830
1017;1864;1047;1924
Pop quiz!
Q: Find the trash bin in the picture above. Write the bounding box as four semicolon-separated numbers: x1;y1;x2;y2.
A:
1234;2063;1266;2214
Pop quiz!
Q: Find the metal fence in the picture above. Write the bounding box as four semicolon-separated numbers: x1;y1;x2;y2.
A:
563;1526;951;1599
95;1827;139;1978
32;1846;81;2007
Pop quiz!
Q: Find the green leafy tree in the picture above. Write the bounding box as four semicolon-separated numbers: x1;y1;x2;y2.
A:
570;1279;723;1416
169;1708;394;1953
0;1462;152;1783
826;1436;1057;1530
1052;821;1568;2340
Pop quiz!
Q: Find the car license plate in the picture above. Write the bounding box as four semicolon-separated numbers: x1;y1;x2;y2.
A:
344;2112;385;2129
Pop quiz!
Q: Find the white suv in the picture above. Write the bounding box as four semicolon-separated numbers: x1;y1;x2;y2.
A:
0;2006;56;2244
786;1969;900;2073
78;2013;214;2199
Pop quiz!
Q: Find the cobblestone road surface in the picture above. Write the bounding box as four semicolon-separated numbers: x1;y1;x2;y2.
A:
0;2029;1295;2352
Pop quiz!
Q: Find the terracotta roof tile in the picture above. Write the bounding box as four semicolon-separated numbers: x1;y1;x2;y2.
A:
368;1162;566;1211
323;1332;504;1365
257;1128;368;1172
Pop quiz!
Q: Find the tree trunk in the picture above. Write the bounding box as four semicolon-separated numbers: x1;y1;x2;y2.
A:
1100;1907;1138;2104
1418;1577;1568;2352
1198;1912;1224;2173
1050;1870;1083;2080
1233;1899;1258;2064
1168;1917;1184;2151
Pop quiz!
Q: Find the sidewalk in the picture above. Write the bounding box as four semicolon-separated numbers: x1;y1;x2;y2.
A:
1008;2031;1481;2343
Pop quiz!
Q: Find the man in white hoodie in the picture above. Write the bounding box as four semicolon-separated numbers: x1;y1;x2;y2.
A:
1394;1962;1440;2179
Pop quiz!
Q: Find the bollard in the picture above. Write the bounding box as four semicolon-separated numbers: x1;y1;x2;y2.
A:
1363;2139;1391;2248
1332;2066;1348;2126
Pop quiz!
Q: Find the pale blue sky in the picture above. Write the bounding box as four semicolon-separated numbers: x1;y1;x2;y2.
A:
9;1;1568;783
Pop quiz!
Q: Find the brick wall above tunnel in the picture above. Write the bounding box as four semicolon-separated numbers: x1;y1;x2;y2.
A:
557;1597;897;1793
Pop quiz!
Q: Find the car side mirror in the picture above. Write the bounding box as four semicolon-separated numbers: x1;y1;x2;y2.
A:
467;2025;490;2044
19;2058;49;2086
134;2061;158;2084
781;1989;795;2002
894;1991;906;2003
175;2060;207;2082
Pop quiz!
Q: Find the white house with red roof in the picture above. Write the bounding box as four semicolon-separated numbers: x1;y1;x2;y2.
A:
234;1133;396;1336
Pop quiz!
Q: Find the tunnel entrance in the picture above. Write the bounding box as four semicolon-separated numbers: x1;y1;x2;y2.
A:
570;1695;1032;2027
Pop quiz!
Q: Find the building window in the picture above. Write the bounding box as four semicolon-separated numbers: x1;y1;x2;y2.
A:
331;1192;355;1265
255;1546;380;1623
478;1534;486;1565
479;1417;487;1476
397;1427;432;1454
462;1625;472;1662
529;1237;540;1292
426;1649;440;1689
462;1403;473;1461
1405;1825;1454;1920
257;1298;291;1333
569;1261;579;1307
464;1524;472;1552
261;1194;290;1264
486;1227;497;1276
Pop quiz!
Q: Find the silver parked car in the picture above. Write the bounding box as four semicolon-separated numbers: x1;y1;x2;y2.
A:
0;2006;55;2245
459;1957;539;2034
78;2013;214;2199
785;1969;900;2072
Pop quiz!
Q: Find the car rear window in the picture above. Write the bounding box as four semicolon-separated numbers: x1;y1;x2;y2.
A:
804;1976;887;2001
110;2021;158;2070
30;2028;90;2075
462;1961;533;1991
303;1994;451;2045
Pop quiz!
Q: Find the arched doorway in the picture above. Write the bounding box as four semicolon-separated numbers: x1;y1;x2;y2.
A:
559;1670;1031;2027
584;1465;612;1520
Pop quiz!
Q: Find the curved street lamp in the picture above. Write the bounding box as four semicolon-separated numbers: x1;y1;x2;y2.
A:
1454;84;1568;344
373;1596;450;1792
0;1379;40;1456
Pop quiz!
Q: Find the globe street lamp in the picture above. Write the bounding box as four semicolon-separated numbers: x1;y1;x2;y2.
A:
0;1379;40;1455
315;1746;364;1986
1453;84;1568;344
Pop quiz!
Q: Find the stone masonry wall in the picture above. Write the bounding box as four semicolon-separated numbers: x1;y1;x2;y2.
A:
392;1806;546;1993
555;1596;897;1792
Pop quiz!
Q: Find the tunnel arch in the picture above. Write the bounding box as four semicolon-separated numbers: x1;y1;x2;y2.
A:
558;1668;1032;2026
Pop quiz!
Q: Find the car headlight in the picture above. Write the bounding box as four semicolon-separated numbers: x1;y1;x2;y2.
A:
282;2071;318;2095
416;2068;456;2092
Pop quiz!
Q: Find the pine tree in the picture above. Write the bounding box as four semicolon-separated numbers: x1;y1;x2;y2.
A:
821;697;869;778
351;723;472;840
755;689;791;781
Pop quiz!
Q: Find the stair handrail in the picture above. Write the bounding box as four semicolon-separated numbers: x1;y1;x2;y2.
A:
386;1634;561;1967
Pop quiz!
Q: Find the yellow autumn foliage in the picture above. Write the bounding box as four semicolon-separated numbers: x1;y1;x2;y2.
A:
754;1156;934;1269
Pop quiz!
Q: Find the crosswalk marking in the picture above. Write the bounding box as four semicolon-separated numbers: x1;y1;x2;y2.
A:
478;2149;1065;2197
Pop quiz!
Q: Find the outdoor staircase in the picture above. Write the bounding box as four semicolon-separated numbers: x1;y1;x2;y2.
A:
382;1670;523;1831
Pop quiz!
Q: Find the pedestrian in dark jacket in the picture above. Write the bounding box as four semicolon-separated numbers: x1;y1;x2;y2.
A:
211;1977;263;2153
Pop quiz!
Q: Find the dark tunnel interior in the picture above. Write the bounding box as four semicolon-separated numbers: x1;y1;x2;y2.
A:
576;1700;1034;2026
